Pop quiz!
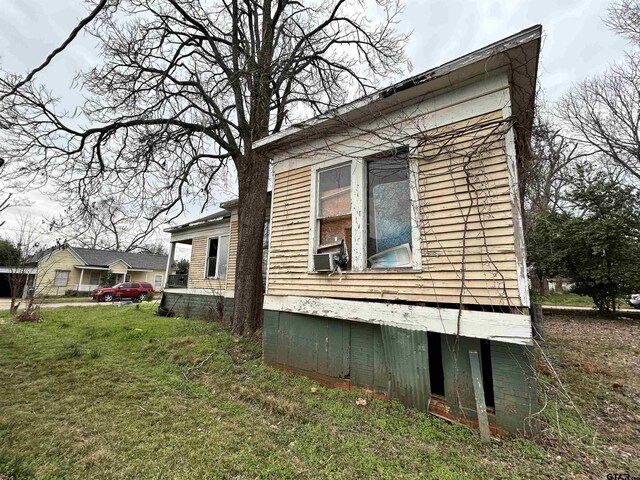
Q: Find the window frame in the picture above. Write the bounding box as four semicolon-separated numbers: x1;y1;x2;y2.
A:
154;274;162;288
204;234;230;280
308;159;354;272
54;269;70;287
308;143;422;273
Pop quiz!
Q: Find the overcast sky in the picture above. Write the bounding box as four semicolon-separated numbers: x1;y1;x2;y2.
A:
0;0;631;246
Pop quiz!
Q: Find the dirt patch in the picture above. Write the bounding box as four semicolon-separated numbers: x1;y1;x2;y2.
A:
542;314;640;472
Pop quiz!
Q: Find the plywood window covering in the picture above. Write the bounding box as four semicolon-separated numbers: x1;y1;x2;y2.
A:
206;235;230;279
317;164;352;268
366;153;413;268
54;270;70;287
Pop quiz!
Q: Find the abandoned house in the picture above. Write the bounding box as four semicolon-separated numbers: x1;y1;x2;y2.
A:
162;196;271;316
162;25;542;435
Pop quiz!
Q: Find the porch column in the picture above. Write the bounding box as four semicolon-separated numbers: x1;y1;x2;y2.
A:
165;242;175;287
77;269;84;294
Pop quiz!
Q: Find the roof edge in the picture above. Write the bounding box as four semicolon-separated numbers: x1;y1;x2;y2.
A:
253;24;542;152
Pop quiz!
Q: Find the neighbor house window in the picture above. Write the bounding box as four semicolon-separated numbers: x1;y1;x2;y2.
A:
125;274;132;282
154;274;162;288
316;164;352;268
206;236;229;279
54;270;70;287
366;152;413;268
89;272;101;285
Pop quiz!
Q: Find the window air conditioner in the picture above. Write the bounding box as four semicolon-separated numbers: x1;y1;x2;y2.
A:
313;253;336;272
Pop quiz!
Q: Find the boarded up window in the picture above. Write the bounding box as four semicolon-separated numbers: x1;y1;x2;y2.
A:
317;164;352;268
366;153;412;268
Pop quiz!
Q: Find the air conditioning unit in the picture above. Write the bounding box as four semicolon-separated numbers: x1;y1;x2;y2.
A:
313;253;336;272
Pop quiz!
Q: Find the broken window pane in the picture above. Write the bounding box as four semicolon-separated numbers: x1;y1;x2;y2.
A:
367;153;412;268
318;164;351;218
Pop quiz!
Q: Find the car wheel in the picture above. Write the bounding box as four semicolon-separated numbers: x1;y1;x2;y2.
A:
138;293;147;302
103;293;114;302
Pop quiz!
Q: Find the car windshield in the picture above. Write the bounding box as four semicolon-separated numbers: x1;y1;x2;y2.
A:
113;283;124;288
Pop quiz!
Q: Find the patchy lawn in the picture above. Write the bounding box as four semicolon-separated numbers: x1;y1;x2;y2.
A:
531;292;595;307
0;306;638;479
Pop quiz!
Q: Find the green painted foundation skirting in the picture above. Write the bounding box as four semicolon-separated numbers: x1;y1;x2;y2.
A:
264;309;539;436
161;292;234;322
160;292;538;435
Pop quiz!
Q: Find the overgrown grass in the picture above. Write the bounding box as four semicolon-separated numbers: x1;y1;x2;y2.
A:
0;306;636;479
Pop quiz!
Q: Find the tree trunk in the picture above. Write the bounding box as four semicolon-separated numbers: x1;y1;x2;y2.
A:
231;149;270;336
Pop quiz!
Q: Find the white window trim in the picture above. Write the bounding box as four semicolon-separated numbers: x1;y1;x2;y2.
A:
154;274;163;288
308;145;422;273
308;159;354;272
204;234;230;279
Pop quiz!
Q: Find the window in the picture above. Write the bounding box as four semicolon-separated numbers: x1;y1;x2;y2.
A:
316;164;352;268
206;236;229;279
89;271;101;285
54;270;70;287
154;275;162;288
309;148;419;273
125;274;132;282
366;153;413;268
131;282;140;288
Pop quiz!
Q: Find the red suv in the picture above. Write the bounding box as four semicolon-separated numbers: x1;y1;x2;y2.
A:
92;282;155;302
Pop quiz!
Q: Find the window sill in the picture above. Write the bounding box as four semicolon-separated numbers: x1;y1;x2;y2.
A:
306;267;421;275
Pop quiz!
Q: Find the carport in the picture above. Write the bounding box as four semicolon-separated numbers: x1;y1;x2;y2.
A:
0;266;37;298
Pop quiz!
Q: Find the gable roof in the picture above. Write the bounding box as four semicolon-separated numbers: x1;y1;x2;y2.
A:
70;247;168;271
253;25;541;153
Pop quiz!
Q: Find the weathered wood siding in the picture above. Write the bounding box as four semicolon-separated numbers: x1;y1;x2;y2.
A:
185;222;231;291
267;101;523;306
225;211;239;292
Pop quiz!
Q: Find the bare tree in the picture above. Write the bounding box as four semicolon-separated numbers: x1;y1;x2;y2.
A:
0;193;10;229
47;198;168;253
605;0;640;46
557;54;640;182
523;111;583;225
7;217;46;316
557;0;640;182
0;0;408;335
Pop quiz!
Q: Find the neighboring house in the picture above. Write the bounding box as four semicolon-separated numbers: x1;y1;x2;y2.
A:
162;196;271;311
163;26;541;435
32;246;168;297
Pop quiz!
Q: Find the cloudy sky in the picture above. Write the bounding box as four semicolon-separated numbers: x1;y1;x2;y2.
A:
0;0;631;244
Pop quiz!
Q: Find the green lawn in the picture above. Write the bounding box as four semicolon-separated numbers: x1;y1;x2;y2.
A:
0;306;636;479
531;292;595;307
40;296;95;303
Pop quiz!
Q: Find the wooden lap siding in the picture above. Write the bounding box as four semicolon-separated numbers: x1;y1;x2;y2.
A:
267;110;521;307
225;211;239;292
184;212;238;291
